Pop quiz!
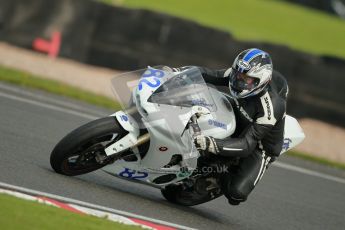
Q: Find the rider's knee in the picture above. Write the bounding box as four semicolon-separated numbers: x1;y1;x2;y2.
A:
229;187;248;200
226;187;248;205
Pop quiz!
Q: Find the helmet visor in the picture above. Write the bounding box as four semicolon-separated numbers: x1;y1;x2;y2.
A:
229;69;260;93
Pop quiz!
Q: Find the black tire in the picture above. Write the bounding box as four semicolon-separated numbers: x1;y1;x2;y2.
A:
161;185;180;204
50;116;127;176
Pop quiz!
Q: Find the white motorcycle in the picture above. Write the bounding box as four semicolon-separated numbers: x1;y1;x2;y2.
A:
50;66;305;206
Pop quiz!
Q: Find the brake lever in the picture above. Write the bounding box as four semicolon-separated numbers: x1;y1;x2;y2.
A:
190;114;207;157
190;114;200;135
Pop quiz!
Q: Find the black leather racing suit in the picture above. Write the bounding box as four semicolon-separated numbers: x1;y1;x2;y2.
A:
196;66;288;204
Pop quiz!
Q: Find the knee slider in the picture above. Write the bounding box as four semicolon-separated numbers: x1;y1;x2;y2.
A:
227;187;247;202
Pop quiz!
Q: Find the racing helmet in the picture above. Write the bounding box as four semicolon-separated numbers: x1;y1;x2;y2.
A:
227;48;273;98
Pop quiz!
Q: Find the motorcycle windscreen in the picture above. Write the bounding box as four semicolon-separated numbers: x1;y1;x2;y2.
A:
147;67;217;112
110;68;147;110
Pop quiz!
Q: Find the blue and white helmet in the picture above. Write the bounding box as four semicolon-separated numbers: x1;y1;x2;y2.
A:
227;48;273;99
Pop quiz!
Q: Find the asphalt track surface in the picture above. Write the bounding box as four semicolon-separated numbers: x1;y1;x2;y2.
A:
1;82;344;230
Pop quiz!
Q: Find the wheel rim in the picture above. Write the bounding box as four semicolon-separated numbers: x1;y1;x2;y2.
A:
61;133;120;174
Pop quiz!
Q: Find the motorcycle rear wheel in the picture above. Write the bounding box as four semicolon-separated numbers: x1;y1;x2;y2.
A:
50;117;127;176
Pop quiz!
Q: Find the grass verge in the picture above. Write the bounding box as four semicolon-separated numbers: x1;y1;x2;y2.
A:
117;0;345;59
0;65;120;110
287;151;345;170
0;65;343;170
0;193;142;230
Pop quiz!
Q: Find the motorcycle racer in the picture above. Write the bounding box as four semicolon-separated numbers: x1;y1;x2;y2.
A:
178;48;288;205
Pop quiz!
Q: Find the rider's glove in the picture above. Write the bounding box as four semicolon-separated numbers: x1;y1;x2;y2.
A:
194;135;220;155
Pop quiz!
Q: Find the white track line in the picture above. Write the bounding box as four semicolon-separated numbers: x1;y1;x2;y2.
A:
0;83;107;117
0;91;99;120
0;182;196;230
273;162;345;185
0;90;344;186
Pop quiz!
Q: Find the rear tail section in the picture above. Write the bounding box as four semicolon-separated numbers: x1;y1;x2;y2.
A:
280;115;305;154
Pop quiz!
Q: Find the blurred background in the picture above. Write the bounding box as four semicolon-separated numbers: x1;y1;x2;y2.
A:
0;0;344;164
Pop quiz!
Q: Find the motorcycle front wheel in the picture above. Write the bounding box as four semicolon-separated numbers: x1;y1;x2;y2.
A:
50;116;127;176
